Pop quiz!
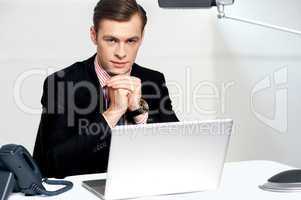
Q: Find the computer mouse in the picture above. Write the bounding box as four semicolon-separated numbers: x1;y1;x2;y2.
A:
259;169;301;192
268;169;301;183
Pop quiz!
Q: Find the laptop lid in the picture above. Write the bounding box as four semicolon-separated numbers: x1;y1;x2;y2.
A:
104;119;233;200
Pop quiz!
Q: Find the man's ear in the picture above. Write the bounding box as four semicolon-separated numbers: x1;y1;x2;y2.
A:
141;30;145;42
139;30;145;45
90;26;97;45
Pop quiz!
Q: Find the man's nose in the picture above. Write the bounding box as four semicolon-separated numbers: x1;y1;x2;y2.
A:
114;43;126;59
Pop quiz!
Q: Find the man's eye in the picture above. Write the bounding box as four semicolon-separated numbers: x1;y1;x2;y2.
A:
127;40;137;44
106;39;116;43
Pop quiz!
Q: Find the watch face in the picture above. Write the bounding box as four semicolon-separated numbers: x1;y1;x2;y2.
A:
140;99;149;112
127;99;149;118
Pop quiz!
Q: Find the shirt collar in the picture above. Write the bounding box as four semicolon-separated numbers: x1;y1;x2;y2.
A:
94;55;111;88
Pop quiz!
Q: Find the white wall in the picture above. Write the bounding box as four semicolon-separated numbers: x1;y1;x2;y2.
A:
0;0;301;167
211;0;301;167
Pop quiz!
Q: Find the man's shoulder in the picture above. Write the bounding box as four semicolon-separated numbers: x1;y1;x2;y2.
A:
45;55;94;82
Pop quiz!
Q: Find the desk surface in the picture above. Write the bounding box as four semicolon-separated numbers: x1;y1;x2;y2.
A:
9;160;301;200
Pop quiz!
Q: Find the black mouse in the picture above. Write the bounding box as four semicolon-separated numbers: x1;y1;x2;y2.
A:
268;170;301;183
259;169;301;192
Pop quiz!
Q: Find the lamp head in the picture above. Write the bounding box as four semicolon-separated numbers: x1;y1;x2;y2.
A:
158;0;216;8
158;0;234;18
158;0;234;8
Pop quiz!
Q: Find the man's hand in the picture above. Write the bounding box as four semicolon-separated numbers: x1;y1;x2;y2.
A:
102;87;130;128
106;75;142;111
107;87;130;113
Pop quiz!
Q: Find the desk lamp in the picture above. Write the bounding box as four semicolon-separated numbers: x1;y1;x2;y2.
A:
158;0;301;192
158;0;301;35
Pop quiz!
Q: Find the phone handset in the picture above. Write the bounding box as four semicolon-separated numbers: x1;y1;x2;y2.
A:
0;144;73;196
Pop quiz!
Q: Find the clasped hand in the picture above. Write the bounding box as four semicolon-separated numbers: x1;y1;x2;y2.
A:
106;75;142;114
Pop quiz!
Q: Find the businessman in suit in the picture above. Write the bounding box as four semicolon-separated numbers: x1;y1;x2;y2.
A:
33;0;179;178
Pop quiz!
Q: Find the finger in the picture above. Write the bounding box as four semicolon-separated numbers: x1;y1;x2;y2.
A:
107;75;131;83
108;78;140;87
107;80;138;91
107;76;140;85
108;83;135;92
107;79;131;85
108;87;130;96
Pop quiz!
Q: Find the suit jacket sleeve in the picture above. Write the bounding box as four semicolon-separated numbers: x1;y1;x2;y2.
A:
156;73;179;123
33;76;111;178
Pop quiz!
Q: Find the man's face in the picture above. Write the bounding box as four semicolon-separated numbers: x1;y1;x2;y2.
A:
90;13;144;75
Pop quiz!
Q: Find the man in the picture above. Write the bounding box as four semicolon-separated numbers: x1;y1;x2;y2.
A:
33;0;179;178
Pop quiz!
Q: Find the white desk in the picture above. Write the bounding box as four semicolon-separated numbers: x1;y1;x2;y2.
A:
9;160;301;200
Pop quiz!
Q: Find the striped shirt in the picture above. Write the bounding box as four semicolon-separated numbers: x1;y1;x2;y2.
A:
94;56;148;124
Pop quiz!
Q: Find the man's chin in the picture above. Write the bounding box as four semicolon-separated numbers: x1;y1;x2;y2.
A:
107;71;120;76
108;68;131;76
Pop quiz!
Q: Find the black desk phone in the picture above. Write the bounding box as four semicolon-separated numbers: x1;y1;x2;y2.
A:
0;144;73;199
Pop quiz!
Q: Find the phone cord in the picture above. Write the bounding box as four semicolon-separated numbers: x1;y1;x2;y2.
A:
31;178;73;196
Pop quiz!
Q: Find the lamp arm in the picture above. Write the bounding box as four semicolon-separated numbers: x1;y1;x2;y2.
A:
216;4;301;36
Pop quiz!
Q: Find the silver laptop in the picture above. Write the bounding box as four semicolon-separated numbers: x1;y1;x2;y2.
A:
82;119;233;200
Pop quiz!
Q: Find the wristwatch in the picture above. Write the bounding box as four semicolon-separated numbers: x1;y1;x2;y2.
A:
127;99;149;118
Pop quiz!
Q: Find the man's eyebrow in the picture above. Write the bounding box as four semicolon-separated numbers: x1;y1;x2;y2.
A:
102;35;140;41
127;36;140;40
103;35;118;40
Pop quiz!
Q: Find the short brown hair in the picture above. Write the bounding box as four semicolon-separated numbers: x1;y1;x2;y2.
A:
93;0;147;32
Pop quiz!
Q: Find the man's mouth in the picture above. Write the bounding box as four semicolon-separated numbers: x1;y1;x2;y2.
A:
111;61;129;67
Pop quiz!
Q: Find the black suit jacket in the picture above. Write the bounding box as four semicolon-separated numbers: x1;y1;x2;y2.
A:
33;54;179;178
